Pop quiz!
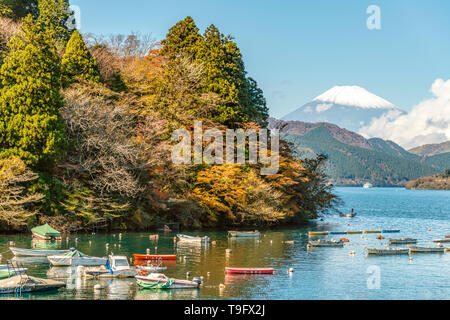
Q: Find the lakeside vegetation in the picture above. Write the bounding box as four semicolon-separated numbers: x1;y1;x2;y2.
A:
405;170;450;190
0;0;339;233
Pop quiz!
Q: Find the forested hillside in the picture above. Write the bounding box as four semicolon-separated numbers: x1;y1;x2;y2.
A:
0;1;339;232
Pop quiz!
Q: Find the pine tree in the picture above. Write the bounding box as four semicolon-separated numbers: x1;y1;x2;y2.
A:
0;0;38;20
0;15;66;168
61;30;101;86
160;16;202;59
37;0;71;47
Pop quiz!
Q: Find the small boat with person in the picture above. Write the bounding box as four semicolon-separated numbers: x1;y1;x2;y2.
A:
339;208;357;218
31;223;62;241
228;230;260;238
176;234;210;244
47;250;107;266
225;267;274;275
363;182;373;189
10;246;72;257
389;238;417;245
408;245;445;253
135;273;201;289
308;240;344;247
366;248;410;255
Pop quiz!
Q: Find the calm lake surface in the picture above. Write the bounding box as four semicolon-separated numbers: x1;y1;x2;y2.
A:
0;187;449;300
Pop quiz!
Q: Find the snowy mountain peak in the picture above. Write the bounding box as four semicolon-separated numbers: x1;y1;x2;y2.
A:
313;86;396;109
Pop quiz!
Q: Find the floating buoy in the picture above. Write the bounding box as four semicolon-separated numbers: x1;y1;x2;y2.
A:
211;241;216;245
146;248;150;255
349;251;355;255
376;235;384;240
219;284;225;289
207;272;211;276
94;284;103;291
428;228;431;231
288;268;294;273
186;272;191;277
340;237;349;242
409;257;413;261
106;243;109;247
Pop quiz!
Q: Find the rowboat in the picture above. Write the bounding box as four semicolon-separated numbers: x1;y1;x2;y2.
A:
408;245;445;253
339;213;357;218
0;275;65;294
363;230;381;234
308;240;344;247
80;255;139;278
10;246;72;257
133;254;176;260
381;229;400;233
48;250;107;266
31;223;62;241
135;273;200;289
366;248;409;255
346;231;362;234
308;231;329;236
176;234;210;244
225;267;274;275
329;231;347;235
389;238;417;245
228;230;260;238
432;239;450;243
445;235;450;238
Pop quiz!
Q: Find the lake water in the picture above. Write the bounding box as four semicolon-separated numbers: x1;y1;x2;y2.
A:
0;187;449;300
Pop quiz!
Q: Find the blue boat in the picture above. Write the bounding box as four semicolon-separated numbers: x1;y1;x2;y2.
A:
381;229;400;233
329;231;347;235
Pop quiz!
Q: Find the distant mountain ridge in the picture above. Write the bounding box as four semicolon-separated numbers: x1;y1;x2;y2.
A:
408;141;450;157
282;85;406;133
270;118;449;186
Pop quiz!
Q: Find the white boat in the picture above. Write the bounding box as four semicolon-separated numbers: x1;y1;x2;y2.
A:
177;234;210;244
47;250;107;266
363;182;373;189
135;273;200;289
408;245;445;253
228;230;260;238
389;238;417;245
0;275;65;294
366;248;409;255
80;255;139;278
308;240;344;247
10;246;72;257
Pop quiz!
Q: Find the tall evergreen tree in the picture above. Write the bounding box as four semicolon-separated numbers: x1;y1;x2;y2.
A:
0;0;38;20
37;0;72;47
61;30;101;86
0;15;66;168
160;16;202;59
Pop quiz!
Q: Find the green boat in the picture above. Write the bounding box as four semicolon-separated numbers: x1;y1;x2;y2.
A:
31;223;62;240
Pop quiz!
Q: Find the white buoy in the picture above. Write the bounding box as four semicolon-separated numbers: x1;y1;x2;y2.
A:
146;248;150;255
186;272;191;277
288;268;294;273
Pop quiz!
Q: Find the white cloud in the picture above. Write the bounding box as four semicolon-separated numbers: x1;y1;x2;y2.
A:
359;79;450;150
316;103;333;113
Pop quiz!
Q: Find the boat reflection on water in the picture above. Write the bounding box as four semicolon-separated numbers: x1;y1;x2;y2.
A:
11;256;50;265
135;287;199;300
31;239;62;250
176;241;210;264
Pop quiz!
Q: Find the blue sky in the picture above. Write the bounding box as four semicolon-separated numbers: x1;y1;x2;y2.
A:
71;0;450;118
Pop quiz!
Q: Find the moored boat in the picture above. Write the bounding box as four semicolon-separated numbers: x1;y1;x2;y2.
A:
10;246;72;257
329;231;347;235
135;273;200;289
389;238;417;245
308;240;344;247
176;234;210;244
132;254;176;260
48;250;107;266
366;248;409;255
339;213;357;218
0;275;65;294
363;230;381;234
31;223;62;241
80;255;139;278
408;245;445;253
346;231;363;234
228;230;260;237
432;239;450;243
308;231;329;236
381;229;401;233
225;267;274;275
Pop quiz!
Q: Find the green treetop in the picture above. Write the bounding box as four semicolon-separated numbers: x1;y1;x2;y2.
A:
0;0;38;20
61;30;101;86
160;16;202;59
0;15;66;168
37;0;72;47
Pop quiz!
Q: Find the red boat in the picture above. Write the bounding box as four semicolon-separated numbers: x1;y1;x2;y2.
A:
133;254;177;260
225;267;274;275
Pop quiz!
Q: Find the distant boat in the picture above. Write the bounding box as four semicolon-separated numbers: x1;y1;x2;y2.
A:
47;250;107;266
31;223;62;241
339;213;357;218
176;234;210;244
408;245;445;253
225;267;274;275
80;255;139;278
432;239;450;243
308;240;344;247
136;273;200;289
366;248;409;255
389;238;417;245
363;182;373;189
10;246;72;257
228;230;260;238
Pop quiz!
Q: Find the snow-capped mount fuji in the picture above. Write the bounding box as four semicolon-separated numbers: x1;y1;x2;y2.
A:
282;86;405;133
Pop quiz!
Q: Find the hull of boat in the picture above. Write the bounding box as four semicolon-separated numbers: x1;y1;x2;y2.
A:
225;267;274;275
389;239;417;244
308;231;329;236
135;275;199;289
32;232;62;241
10;247;70;257
408;245;445;253
81;268;139;278
346;231;363;234
133;254;176;260
177;235;209;243
433;239;450;243
0;275;65;294
363;230;381;234
47;255;107;266
366;248;409;255
228;231;260;237
381;230;400;233
309;241;344;247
